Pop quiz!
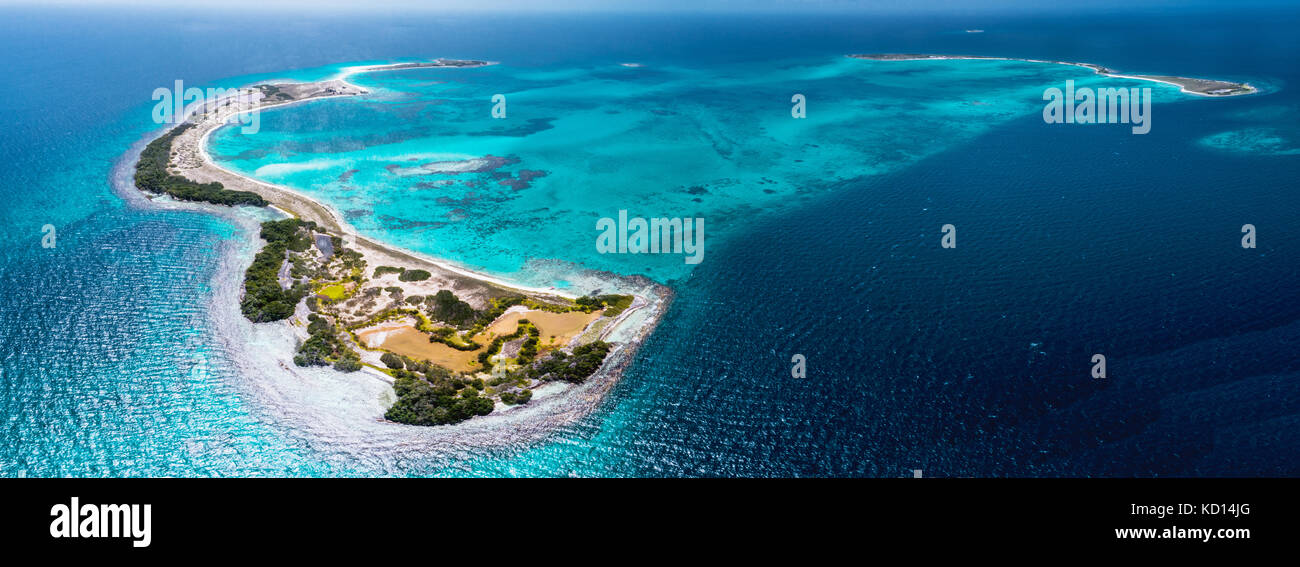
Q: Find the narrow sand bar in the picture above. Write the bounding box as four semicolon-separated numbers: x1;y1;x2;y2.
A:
849;53;1258;96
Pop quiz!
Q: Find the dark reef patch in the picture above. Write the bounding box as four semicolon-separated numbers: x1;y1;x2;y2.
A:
466;117;555;137
435;192;490;206
497;169;548;191
225;148;273;161
414;180;456;189
379;215;444;229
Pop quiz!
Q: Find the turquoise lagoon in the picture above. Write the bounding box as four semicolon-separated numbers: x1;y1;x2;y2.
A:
208;57;1173;285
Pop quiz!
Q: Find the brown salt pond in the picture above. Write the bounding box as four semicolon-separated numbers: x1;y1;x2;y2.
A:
355;308;604;373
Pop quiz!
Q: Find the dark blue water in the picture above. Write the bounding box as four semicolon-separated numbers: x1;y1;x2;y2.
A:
1;6;1297;476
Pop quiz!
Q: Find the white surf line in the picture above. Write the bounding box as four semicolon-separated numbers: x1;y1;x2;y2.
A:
331;60;501;90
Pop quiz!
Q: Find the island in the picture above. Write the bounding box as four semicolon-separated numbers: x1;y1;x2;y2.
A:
848;54;1258;97
132;59;670;428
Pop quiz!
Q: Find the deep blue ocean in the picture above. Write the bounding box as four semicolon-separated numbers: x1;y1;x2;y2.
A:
1;6;1297;476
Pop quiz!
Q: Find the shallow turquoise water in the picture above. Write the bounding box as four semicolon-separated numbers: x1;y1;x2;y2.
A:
208;57;1169;284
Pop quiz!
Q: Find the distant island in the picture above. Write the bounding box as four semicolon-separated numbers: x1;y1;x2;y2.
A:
848;53;1258;96
133;59;669;428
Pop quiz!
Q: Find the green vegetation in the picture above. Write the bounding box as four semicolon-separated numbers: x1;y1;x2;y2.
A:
333;352;363;372
373;266;405;278
427;326;481;351
398;269;431;282
135;124;268;207
342;307;484;352
335;248;366;282
427;290;480;328
318;283;348;301
346;307;417;332
380;352;404;370
599;295;635;317
294;314;359;371
241;219;315;322
525;341;613;384
395;356;452;378
575;294;635;317
384;367;496;426
258;84;294;102
521;297;578;313
477;319;534;368
377;324;607;425
425;291;566;339
573;296;603;311
517;324;541;365
468;295;525;335
499;389;532;406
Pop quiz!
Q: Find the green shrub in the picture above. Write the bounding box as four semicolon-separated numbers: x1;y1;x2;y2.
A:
241;219;316;322
476;319;533;368
517;325;541;364
135;124;268;207
384;375;495;426
398;269;431;282
500;389;532;406
294;315;357;368
426;326;481;351
527;341;613;384
380;352;404;370
427;290;480;328
576;294;634;316
333;354;362;373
